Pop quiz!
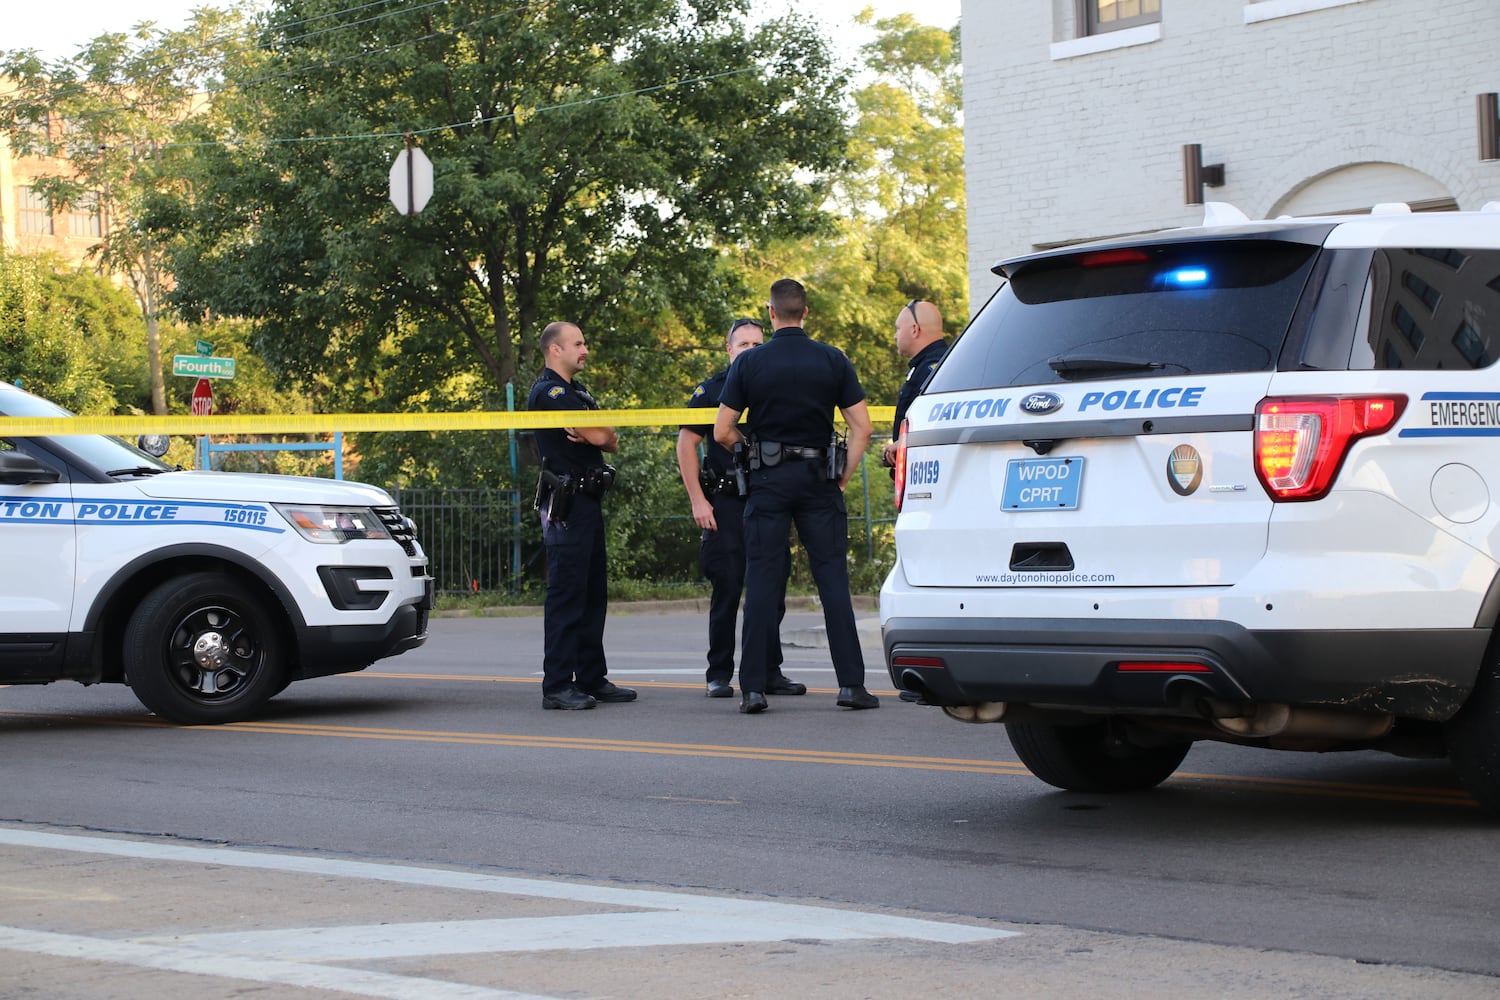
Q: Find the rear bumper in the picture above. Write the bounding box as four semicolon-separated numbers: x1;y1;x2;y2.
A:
882;616;1488;721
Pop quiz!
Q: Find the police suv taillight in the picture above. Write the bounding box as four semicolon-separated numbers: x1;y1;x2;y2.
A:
1253;395;1406;502
894;419;909;511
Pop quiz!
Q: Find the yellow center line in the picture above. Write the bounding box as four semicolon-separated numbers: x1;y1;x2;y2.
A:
0;709;1472;807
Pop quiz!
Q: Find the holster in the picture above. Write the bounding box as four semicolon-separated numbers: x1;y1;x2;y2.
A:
827;432;848;481
700;465;740;498
535;465;576;522
731;443;750;496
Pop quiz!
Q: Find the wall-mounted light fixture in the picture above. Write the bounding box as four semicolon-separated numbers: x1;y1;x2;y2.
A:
1479;93;1499;162
1182;143;1225;205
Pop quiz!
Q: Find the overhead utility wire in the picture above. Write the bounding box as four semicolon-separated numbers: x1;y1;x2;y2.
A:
150;64;760;149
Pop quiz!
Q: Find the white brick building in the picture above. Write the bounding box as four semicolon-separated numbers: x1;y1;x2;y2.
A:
962;0;1500;307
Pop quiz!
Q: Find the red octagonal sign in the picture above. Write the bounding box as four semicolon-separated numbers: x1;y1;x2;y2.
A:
191;378;214;417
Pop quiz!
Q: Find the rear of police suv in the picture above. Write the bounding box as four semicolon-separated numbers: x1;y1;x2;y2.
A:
880;206;1500;809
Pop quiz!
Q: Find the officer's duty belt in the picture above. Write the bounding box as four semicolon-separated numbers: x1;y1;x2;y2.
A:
780;445;826;460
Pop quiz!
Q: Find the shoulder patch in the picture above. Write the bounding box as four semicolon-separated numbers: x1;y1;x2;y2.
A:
692;384;706;398
547;385;566;399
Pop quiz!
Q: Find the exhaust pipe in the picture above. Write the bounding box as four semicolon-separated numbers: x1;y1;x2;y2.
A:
1212;703;1392;740
942;702;1007;724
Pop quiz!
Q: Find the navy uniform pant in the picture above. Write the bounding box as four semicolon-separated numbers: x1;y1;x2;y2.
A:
700;493;785;686
738;459;865;694
541;493;608;696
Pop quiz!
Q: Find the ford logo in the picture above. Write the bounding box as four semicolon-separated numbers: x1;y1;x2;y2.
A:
1020;391;1064;416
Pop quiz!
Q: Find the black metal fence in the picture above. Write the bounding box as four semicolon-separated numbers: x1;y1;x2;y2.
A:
391;454;898;596
390;487;524;595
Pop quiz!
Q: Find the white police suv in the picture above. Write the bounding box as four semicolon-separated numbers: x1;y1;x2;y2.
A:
882;202;1500;813
1;381;432;724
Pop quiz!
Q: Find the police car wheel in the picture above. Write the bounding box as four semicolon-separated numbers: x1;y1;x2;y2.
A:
1005;719;1191;794
124;571;286;725
1444;645;1500;816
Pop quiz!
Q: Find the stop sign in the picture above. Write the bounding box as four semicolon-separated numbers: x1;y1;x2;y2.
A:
389;146;433;215
191;378;214;417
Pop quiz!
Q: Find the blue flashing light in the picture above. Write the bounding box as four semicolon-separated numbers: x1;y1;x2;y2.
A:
1163;266;1210;287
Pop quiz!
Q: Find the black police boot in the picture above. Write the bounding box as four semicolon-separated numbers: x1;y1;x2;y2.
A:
836;686;879;710
739;691;768;714
542;687;597;711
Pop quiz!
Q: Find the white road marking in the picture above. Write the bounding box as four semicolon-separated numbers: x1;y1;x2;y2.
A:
0;926;552;1000
0;826;1018;996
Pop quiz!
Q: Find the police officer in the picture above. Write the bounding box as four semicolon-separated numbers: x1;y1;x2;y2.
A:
528;321;636;711
676;318;804;700
881;299;948;471
713;279;878;715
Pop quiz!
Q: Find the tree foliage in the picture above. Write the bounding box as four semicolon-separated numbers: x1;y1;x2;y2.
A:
736;11;966;435
0;7;263;413
168;0;850;442
0;249;114;413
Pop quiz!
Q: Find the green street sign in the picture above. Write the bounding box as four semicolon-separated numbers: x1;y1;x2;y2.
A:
195;339;214;357
172;355;236;379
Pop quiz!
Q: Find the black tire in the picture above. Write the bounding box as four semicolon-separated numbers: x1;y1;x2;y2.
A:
1006;719;1191;793
124;571;287;725
1445;651;1500;816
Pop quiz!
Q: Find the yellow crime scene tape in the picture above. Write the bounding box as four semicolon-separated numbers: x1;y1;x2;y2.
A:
0;406;899;437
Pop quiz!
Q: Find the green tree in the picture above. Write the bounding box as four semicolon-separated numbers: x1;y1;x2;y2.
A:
0;6;261;414
0;249;114;413
737;10;966;422
167;0;850;448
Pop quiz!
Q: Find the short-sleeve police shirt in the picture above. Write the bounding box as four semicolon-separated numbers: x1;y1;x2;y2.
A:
719;327;864;448
893;338;948;438
683;368;735;475
528;367;604;475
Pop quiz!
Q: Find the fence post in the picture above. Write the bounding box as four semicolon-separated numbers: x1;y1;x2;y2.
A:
507;381;521;593
861;452;873;560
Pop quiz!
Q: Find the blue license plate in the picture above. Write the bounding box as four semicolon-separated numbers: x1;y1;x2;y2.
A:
1002;457;1084;511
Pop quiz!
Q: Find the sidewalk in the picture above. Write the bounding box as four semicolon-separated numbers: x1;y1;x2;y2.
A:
439;595;881;649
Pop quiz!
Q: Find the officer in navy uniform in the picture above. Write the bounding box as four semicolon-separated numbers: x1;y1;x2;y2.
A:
528;321;637;711
713;279;878;715
881;299;948;472
676;318;804;700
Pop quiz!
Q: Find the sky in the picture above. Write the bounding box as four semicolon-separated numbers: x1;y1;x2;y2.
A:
6;1;962;64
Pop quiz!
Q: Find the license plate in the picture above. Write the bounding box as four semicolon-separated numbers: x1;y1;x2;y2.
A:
1002;457;1084;511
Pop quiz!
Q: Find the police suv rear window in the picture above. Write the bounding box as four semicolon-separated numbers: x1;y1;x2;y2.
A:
928;240;1319;392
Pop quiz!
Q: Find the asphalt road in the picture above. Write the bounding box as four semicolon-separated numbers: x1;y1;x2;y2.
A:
2;608;1498;998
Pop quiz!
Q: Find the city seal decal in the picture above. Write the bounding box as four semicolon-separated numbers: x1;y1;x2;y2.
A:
1019;391;1064;416
1167;443;1203;496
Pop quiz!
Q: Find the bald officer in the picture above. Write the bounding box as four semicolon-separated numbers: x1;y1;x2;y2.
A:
529;322;636;711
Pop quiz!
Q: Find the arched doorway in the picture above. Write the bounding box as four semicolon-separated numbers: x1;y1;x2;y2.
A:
1271;162;1456;217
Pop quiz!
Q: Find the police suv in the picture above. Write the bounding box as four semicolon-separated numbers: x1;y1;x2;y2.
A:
882;202;1500;813
1;381;432;724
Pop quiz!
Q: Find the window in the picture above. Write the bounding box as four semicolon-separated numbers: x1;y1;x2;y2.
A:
1357;249;1500;371
1086;0;1161;34
1401;271;1440;314
1391;303;1425;352
927;240;1319;392
18;187;53;235
68;192;101;238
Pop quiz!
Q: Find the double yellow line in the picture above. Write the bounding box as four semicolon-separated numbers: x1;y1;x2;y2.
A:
0;706;1475;807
